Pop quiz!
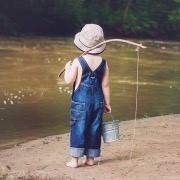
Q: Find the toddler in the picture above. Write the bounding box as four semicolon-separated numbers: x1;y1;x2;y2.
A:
64;24;111;168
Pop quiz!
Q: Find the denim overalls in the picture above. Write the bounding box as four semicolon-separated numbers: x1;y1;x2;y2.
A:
70;56;106;157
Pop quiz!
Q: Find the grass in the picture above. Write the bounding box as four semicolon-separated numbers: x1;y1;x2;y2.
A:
0;174;8;180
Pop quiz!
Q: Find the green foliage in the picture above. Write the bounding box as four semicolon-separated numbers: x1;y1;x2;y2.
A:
143;113;149;118
0;0;179;39
0;173;8;180
169;9;180;22
0;0;84;36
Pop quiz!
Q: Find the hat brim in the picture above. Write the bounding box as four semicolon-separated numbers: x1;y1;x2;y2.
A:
74;32;106;54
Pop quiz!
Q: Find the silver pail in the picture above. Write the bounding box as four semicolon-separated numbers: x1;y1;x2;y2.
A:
102;120;120;143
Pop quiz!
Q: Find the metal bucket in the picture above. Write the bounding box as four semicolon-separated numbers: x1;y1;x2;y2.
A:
102;120;120;143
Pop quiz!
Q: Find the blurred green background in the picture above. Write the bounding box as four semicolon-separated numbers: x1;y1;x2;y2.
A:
0;0;179;39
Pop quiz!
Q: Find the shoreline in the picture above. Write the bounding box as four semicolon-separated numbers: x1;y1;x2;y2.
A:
0;114;180;179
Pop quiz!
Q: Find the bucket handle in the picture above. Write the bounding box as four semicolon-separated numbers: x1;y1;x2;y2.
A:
110;113;114;122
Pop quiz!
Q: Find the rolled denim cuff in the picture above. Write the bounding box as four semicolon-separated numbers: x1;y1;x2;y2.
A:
85;149;101;157
70;147;85;157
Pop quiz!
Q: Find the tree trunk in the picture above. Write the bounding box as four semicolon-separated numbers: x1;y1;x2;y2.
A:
123;0;133;21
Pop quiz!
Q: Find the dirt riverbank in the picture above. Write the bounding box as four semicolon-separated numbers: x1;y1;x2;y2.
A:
0;114;180;180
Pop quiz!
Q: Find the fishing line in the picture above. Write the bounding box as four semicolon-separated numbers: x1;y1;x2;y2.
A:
127;46;140;173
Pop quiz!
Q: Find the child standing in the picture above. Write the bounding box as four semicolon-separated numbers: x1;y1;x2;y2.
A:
64;24;111;168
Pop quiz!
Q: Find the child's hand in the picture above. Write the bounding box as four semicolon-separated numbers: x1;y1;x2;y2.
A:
104;105;111;113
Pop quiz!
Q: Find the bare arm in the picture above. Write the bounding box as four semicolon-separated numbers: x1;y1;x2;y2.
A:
102;63;111;113
64;58;78;85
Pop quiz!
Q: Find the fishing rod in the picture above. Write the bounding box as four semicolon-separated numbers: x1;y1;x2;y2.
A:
58;38;147;77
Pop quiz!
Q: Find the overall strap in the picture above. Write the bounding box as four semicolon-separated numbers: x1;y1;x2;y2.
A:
77;56;90;75
101;59;106;72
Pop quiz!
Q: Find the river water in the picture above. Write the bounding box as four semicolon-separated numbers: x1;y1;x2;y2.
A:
0;37;179;149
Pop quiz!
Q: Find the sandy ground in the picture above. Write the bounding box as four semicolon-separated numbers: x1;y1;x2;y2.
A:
0;114;180;180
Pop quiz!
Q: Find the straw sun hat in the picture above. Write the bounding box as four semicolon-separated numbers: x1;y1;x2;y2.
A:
74;24;106;54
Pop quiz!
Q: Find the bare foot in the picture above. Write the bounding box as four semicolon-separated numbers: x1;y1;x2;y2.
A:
83;157;94;166
66;157;78;168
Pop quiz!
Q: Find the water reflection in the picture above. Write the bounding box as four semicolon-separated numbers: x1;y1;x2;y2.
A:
0;37;179;149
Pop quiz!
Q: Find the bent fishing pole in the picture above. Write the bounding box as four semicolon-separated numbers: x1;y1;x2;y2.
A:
58;39;147;77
